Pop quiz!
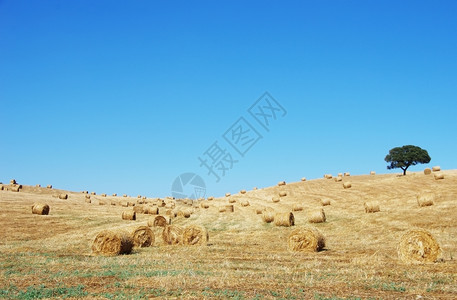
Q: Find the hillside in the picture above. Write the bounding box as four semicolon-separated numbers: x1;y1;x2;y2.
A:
1;170;456;299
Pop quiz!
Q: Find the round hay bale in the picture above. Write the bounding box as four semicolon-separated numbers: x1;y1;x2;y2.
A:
182;208;193;218
218;206;226;213
321;199;331;206
398;229;442;264
253;187;258;190
434;173;444;180
120;201;128;207
32;203;50;215
274;212;295;227
0;184;3;191
272;197;280;203
255;207;264;214
337;173;343;177
101;193;107;197
36;184;41;188
240;190;247;194
225;192;231;197
127;201;135;207
424;168;432;175
112;193;117;196
99;200;106;205
85;197;91;204
182;225;209;246
201;202;210;209
165;202;175;209
110;201;117;206
278;181;286;186
417;193;435;207
301;177;306;181
82;190;88;194
10;179;17;184
133;205;144;213
145;206;159;215
343;182;352;189
46;185;52;189
370;171;376;175
207;196;214;201
262;210;275;223
166;209;177;217
432;166;441;172
334;176;342;182
132;226;154;248
92;230;133;256
162;225;183;245
58;193;68;200
344;172;350;176
292;204;303;211
279;191;287;197
324;174;332;179
152;215;169;227
10;185;20;192
123;194;127;197
91;192;96;195
122;210;136;220
364;201;380;213
308;209;326;223
137;195;142;199
288;227;325;252
228;197;236;203
225;205;234;212
240;199;250;207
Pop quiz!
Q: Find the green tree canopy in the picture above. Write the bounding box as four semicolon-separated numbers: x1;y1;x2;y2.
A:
385;145;431;175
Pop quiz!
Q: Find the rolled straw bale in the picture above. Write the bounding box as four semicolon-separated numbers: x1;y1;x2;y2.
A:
166;209;177;218
145;206;159;215
132;226;154;248
127;201;135;207
82;190;88;194
338;173;343;177
364;201;380;213
165;203;175;209
225;193;231;197
343;182;352;189
424;168;432;175
47;185;52;189
278;181;286;186
182;208;193;218
324;174;332;179
162;225;183;245
151;215;170;227
32;203;50;215
0;184;3;191
207;196;214;201
334;176;342;182
398;229;442;264
432;166;441;172
90;192;96;195
123;194;127;197
239;190;247;195
142;196;147;200
99;200;106;206
110;201;117;206
434;173;444;180
255;207;264;214
370;171;376;175
292;204;304;211
225;205;234;212
417;193;435;207
288;227;325;252
120;201;128;207
182;225;209;246
279;191;287;197
58;193;68;200
101;193;107;197
10;179;17;184
133;205;144;213
274;212;295;227
321;198;331;206
262;210;275;223
137;195;142;199
253;187;258;190
137;199;144;205
272;196;280;203
92;230;133;256
218;206;226;213
240;199;250;207
228;197;236;203
301;177;306;181
308;209;326;223
122;210;136;220
10;185;20;192
36;184;41;188
112;193;117;196
344;172;350;176
201;202;210;209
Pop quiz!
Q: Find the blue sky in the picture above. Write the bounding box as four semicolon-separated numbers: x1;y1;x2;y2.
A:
1;0;456;198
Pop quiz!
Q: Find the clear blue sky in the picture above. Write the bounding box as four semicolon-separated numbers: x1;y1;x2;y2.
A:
1;1;456;198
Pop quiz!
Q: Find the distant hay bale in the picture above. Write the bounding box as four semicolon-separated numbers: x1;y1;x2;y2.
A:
262;210;275;223
424;168;432;175
292;204;304;211
338;173;343;177
278;181;286;186
110;201;117;206
274;212;295;227
225;205;234;212
301;177;306;181
133;205;145;213
142;196;147;200
165;202;175;209
240;199;250;207
308;209;326;223
240;190;247;194
150;215;169;227
225;193;231;197
228;197;236;203
417;193;435;207
218;206;226;213
32;203;50;215
162;225;183;245
122;210;136;220
324;174;332;179
127;201;135;207
334;176;342;182
101;193;107;197
288;227;325;252
434;173;444;180
364;201;380;213
344;172;350;176
279;191;287;197
321;199;331;206
10;179;17;184
432;166;441;172
253;187;258;190
201;202;210;209
132;226;154;248
123;194;127;197
99;200;106;205
90;192;96;195
47;185;52;189
112;193;117;196
10;185;20;192
182;225;208;246
145;206;159;215
85;195;91;203
36;184;41;188
0;184;3;191
272;197;280;203
182;208;193;218
137;195;142;199
207;196;214;201
398;229;442;264
58;193;68;200
166;209;177;217
370;171;376;175
120;201;128;207
255;207;264;214
343;182;352;189
92;230;133;256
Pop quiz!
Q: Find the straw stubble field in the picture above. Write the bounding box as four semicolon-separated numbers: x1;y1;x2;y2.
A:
0;170;456;299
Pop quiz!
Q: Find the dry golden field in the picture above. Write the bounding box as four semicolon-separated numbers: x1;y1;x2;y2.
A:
1;170;456;299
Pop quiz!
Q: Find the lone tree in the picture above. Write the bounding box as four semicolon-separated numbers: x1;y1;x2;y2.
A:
385;145;431;175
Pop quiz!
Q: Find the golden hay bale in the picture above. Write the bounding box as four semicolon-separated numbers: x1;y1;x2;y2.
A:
334;176;342;182
36;184;41;188
137;195;142;198
398;229;442;264
182;225;209;246
255;207;264;214
201;202;210;209
182;208;193;218
99;200;107;205
279;191;287;197
112;193;117;196
218;206;226;213
162;225;183;245
344;172;350;176
158;200;166;207
92;230;133;256
292;204;304;211
132;226;154;248
370;171;376;175
0;184;3;191
127;201;135;207
120;201;128;207
301;177;306;181
343;182;352;189
288;227;326;252
424;168;432;175
253;187;258;190
321;198;331;206
278;181;286;186
338;173;343;177
91;192;97;195
324;174;332;179
417;193;435;207
225;205;234;212
165;203;175;209
122;210;136;220
151;215;170;227
110;201;117;206
101;193;107;197
240;199;250;207
308;209;326;223
133;205;144;213
274;212;295;227
142;196;147;200
10;179;17;184
207;196;214;201
272;196;280;203
262;210;275;223
432;166;441;172
434;173;444;180
145;206;159;215
228;197;236;203
123;194;127;197
225;192;231;197
166;209;177;217
58;193;68;200
10;185;20;192
47;185;52;189
32;203;50;215
364;201;380;213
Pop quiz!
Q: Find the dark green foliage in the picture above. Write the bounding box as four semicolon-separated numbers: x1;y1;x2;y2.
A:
385;145;431;175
